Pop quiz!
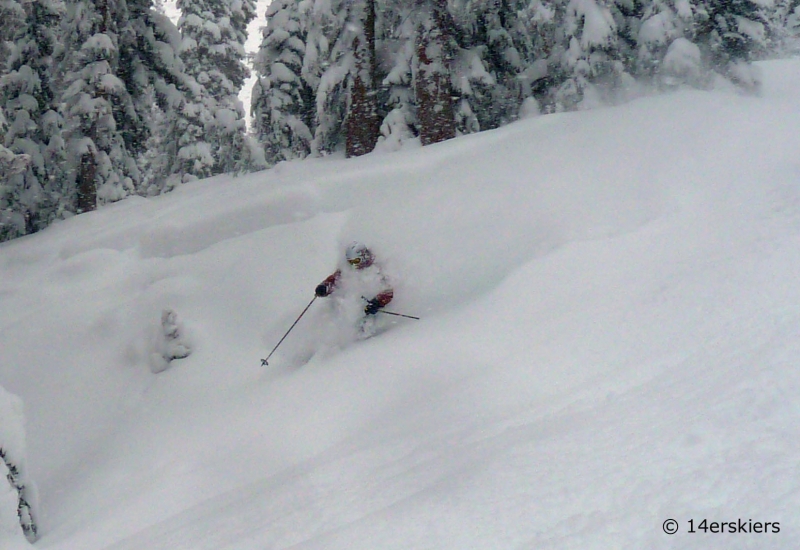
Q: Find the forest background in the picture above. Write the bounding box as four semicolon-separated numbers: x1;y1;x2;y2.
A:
0;0;798;242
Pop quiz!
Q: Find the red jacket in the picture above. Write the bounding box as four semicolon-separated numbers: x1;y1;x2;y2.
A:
318;269;394;307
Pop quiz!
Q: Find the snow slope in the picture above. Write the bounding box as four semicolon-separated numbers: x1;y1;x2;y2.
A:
2;58;800;549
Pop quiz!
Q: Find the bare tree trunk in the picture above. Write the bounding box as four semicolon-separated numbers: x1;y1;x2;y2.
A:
73;0;106;214
416;6;456;147
76;151;97;214
97;0;109;32
346;0;381;158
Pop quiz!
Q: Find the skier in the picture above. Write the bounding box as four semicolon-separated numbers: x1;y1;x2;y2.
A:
260;241;406;366
315;241;394;321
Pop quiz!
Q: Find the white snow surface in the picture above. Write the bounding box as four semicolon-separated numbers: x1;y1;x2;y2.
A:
2;58;800;549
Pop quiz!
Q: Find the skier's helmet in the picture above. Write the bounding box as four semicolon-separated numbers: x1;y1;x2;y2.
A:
345;241;374;269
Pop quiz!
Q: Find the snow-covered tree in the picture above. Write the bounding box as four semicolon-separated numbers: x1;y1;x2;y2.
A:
253;0;414;157
0;0;67;240
552;0;625;109
58;0;140;212
635;0;695;82
246;0;786;164
176;0;255;179
57;0;202;199
375;2;418;150
692;0;769;89
307;0;355;156
0;384;37;544
767;0;800;52
447;0;554;131
0;109;33;241
659;36;704;86
380;0;553;140
251;0;314;164
0;0;25;74
127;2;201;188
371;0;459;145
345;0;381;157
788;1;800;42
415;1;456;144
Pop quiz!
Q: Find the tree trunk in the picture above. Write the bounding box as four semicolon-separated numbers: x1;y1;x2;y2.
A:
76;151;97;214
97;0;109;32
416;10;456;147
75;0;106;215
345;0;380;158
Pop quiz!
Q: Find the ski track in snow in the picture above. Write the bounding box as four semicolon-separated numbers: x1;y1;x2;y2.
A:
2;58;800;549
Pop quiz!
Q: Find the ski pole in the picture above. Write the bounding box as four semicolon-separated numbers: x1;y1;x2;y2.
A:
261;296;317;366
378;309;420;320
361;296;420;320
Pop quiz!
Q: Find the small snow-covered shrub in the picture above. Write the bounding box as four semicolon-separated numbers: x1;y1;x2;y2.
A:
149;309;192;373
0;385;37;544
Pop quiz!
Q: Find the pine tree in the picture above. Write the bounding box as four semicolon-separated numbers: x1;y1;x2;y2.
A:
0;0;25;74
345;0;380;157
308;0;355;156
246;0;784;164
382;0;538;141
693;0;769;89
126;2;207;190
415;2;456;145
448;0;550;130
511;0;562;116
0;108;32;240
553;0;623;110
0;0;66;239
127;1;198;171
177;0;254;179
633;0;707;87
251;0;314;164
374;1;418;150
216;0;255;172
58;0;140;214
635;0;692;79
767;0;800;51
57;0;199;203
698;0;767;77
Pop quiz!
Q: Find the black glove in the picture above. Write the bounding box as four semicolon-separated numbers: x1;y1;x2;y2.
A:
364;298;382;315
315;284;329;297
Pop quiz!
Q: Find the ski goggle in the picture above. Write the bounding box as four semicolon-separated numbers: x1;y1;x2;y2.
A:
348;257;362;266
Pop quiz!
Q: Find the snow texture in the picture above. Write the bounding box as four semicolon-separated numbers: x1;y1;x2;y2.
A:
0;58;800;550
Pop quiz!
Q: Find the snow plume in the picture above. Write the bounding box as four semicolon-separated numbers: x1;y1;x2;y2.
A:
661;37;703;87
335;116;663;314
